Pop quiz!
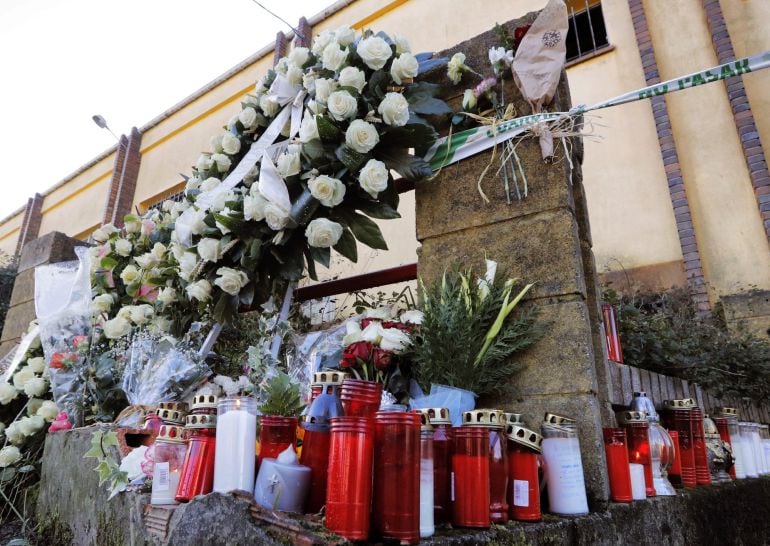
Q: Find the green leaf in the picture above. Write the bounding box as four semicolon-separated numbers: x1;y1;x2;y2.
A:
368;70;389;99
335;145;368;172
213;213;246;235
316;116;341;143
305;249;318;281
357;201;401;220
309;245;331;268
102;431;120;447
407;95;453;116
100;256;118;271
376;147;433;181
302;139;326;161
333;226;358;262
380;123;438;151
212;292;239;325
344;211;388;250
94;460;113;485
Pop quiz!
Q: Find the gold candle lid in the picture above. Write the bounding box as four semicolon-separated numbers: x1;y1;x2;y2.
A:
544;412;576;425
463;409;505;428
505;424;543;453
192;394;218;410
312;371;348;385
414;407;451;426
158;401;189;414
156;408;186;424
185;413;217;429
504;412;524;426
716;407;738;418
157;424;186;443
662;398;695;410
415;411;434;432
616;410;648;425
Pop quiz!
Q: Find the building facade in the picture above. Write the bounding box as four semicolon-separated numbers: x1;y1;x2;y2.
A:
1;0;769;330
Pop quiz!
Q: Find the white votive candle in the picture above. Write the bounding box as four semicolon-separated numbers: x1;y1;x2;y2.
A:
629;463;647;500
213;397;258;493
541;436;589;515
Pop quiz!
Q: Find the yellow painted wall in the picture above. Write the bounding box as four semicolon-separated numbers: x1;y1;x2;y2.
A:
643;0;770;298
0;211;23;256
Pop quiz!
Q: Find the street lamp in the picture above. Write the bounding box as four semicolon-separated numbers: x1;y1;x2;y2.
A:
92;114;120;141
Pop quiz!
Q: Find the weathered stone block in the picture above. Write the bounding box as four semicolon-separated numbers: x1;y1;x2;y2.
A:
8;268;35;307
17;231;87;273
721;289;770;338
418;208;587;301
0;300;36;344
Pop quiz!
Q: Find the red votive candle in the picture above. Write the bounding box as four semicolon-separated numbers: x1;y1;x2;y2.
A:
668;430;682;486
713;417;735;479
339;379;383;417
690;407;712;485
602;303;624;363
617;411;655;497
258;416;297;466
415;408;453;525
662;400;697;488
175;414;217;502
452;426;490;528
373;411;420;545
462;409;508;524
506;424;543;521
326;417;374;541
602;427;633;503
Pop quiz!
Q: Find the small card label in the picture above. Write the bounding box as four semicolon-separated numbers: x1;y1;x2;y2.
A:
155;462;170;492
513;479;529;507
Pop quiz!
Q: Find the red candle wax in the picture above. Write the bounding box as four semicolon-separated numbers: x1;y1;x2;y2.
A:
452;427;490;529
668;430;683;487
258;416;297;466
690;407;712;486
299;427;330;514
624;421;656;497
507;441;542;520
602;428;633;503
432;423;453;525
175;428;216;502
662;410;697;488
488;428;509;523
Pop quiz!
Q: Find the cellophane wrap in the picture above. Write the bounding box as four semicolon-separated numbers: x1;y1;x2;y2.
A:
410;384;477;427
288;323;347;396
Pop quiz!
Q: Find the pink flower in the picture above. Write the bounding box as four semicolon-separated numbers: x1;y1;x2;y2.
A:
141;219;156;237
474;77;498;98
49;412;72;432
138;284;159;302
97;243;111;258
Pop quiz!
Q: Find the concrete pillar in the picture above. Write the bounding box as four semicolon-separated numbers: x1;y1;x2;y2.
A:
102;127;143;228
15;193;44;256
415;13;611;505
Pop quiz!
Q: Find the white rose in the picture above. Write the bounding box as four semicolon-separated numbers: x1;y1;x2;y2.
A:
239;107;258;129
338;66;366;92
277;151;301;177
289;46;310;67
364;307;393;319
91;228;109;243
394;33;411;55
312;30;335;56
171;200;190;218
378;92;410;126
197;238;222;263
178;252;199;282
358;159;389;198
275;58;289;75
196;154;214;172
114;238;132;257
117;306;133;319
299;111;320;142
0;446;22;468
13;367;34;390
244;191;269;222
244;164;260;183
134;252;158;270
357;36;392;70
5;423;24;445
361;321;384;343
124;217;142;234
488;46;514;72
309;176;346;208
335;26;356;46
379;327;412;353
287;64;304;86
93;293;114;313
307;99;325;115
447;52;467;84
390;53;419;84
26;357;46;374
189;207;209;235
157;287;177;306
462;89;477;111
259;94;280;117
0;382;19;405
214;267;249;295
27;398;44;416
200;177;221;193
150;316;172;334
210;134;224;153
345;119;380;153
18;415;44;437
104;316;132;339
23;377;48;398
322;43;348;72
342;320;363;346
212;153;231;173
186;176;201;191
305;218;343;248
302;70;318;91
327;90;358;121
37;401;59;422
151;242;166;260
129;304;154;325
314;78;337;104
210;189;235;213
264;203;290;231
222;133;241;155
186;279;212;302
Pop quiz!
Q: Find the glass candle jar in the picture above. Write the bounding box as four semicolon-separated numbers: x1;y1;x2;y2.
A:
299;372;345;514
451;426;490;528
761;425;770;475
143;410;164;432
750;423;768;475
175;414;217;502
151;425;187;505
326;416;375;541
258;416;297;466
690;407;712;485
601;303;624;363
662;399;697;488
417;413;435;538
213;396;258;493
372;411;420;545
463;409;509;524
715;407;744;479
339;379;382;417
629;391;676;496
415;408;453;525
602;428;633;503
506;424;544;521
189;394;218;416
667;430;682;486
617;410;655;497
738;422;759;477
541;413;589;515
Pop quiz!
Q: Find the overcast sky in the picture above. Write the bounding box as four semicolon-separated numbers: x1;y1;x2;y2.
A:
0;0;330;220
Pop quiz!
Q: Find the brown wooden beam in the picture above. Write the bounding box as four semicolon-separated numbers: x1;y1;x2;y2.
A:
295;263;417;301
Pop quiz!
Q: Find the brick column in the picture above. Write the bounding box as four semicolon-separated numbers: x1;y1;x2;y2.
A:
416;14;610;505
629;0;710;313
15;193;44;256
273;31;288;65
295;17;312;48
102;127;142;228
702;0;770;242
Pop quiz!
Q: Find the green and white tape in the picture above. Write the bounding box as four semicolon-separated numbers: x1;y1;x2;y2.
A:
424;50;770;171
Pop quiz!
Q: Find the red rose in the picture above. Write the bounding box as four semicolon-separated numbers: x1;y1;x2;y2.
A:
372;348;393;371
360;318;374;329
50;353;65;369
514;24;531;47
383;321;411;333
341;341;372;368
